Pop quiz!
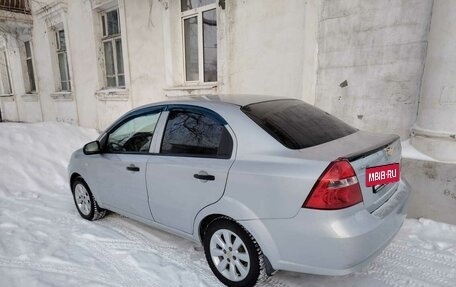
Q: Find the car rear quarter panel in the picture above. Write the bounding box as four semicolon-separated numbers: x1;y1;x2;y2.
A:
199;105;330;220
223;157;328;219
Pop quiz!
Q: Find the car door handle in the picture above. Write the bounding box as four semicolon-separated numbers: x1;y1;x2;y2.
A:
126;164;140;172
193;173;215;181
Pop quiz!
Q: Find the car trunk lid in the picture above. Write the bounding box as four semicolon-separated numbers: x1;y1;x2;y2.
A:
348;137;401;212
296;131;401;212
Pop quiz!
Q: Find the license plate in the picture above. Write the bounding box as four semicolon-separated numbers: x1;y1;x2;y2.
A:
365;163;400;187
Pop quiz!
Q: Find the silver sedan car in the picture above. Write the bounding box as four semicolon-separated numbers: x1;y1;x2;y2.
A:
68;95;410;287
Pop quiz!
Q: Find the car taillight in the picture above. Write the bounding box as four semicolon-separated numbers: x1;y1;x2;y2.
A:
303;159;363;210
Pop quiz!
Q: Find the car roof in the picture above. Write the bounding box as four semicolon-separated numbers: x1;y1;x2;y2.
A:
153;94;293;108
114;94;296;129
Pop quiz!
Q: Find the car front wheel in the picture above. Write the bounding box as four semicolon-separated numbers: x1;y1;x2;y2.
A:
203;218;266;287
72;177;106;221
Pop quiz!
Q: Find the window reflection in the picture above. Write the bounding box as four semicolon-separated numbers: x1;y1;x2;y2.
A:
203;9;217;82
161;110;225;157
184;17;199;81
106;10;120;36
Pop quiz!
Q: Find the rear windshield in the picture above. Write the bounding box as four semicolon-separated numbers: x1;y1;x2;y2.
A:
241;99;357;149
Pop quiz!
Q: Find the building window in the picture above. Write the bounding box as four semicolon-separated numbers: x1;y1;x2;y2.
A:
55;29;71;91
181;0;217;83
0;50;12;95
24;41;36;93
101;9;125;88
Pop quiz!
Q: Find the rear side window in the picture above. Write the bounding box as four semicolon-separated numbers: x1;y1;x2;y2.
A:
241;99;357;149
160;109;233;158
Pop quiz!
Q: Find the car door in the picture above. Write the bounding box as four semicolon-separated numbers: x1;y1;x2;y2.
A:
89;107;164;220
146;106;235;234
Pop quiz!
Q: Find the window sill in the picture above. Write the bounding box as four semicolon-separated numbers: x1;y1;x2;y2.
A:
0;93;14;98
95;88;129;101
51;91;73;101
164;84;217;97
21;93;39;102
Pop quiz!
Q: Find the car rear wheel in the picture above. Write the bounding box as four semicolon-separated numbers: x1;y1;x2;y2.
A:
203;218;265;287
72;177;106;221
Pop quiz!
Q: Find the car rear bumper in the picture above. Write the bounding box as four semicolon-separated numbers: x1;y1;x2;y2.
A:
242;179;411;275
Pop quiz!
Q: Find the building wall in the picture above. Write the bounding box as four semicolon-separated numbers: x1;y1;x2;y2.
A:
411;0;456;161
1;7;45;123
0;0;321;130
403;158;456;225
66;0;98;128
223;0;319;105
160;0;319;105
123;0;166;108
0;0;453;150
315;0;433;138
33;2;60;123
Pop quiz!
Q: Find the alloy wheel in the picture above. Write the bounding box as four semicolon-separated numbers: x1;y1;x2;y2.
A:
209;229;250;282
74;183;92;216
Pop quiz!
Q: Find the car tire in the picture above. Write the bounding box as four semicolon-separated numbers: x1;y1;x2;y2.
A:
71;177;106;221
203;218;266;287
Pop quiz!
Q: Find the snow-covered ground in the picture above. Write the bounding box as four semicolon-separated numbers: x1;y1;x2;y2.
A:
401;139;439;162
0;122;455;287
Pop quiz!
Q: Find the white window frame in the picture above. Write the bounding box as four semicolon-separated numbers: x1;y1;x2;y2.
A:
0;48;12;96
181;2;217;84
100;8;125;88
55;28;71;91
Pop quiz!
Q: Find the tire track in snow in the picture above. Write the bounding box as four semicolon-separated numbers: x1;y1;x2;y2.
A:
97;216;225;287
98;215;299;287
95;237;297;287
367;264;417;287
82;240;162;287
0;257;123;287
2;200;297;287
390;240;456;269
258;277;301;287
370;248;455;287
377;249;455;286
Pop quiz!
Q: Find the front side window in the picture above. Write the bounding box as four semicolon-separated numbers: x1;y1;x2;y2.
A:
181;0;217;83
160;109;232;158
101;9;125;88
0;49;12;95
55;29;71;91
106;111;161;153
24;41;36;93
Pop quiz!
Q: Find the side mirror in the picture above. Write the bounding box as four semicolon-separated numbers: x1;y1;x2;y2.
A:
83;140;101;155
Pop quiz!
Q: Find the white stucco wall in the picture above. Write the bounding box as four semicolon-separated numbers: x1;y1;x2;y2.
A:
33;4;59;123
122;0;167;107
411;0;456;161
66;0;99;128
315;0;433;139
0;12;38;123
0;0;453;147
224;0;318;104
0;97;18;121
70;0;319;130
27;0;166;130
0;0;447;140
